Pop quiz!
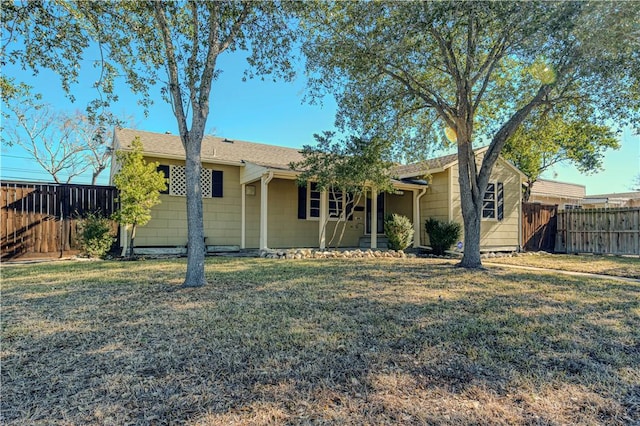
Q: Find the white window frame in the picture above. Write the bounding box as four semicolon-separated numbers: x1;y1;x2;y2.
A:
306;183;346;221
482;181;497;220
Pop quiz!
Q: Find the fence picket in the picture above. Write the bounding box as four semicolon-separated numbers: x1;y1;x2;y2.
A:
1;181;118;260
555;207;640;255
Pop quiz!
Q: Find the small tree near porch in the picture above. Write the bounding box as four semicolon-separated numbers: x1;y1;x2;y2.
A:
112;137;167;258
291;132;394;248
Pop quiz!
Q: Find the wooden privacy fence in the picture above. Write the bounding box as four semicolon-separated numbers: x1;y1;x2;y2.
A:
522;202;558;252
555;207;640;255
1;181;119;260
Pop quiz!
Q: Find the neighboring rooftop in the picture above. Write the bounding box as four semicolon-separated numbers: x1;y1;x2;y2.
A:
585;191;640;199
530;178;586;199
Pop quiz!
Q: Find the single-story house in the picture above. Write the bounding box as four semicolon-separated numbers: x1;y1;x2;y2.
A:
528;179;586;209
395;149;525;252
110;128;525;253
582;192;640;208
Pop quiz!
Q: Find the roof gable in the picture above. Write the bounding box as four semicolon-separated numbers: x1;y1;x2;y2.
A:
394;147;524;179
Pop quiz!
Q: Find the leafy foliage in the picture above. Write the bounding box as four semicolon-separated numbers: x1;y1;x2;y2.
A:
503;112;619;201
2;1;297;285
112;137;167;257
425;218;462;256
79;213;114;258
292;131;394;195
299;1;639;267
291;132;395;247
384;214;414;251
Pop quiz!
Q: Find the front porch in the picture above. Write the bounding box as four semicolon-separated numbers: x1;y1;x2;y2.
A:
239;162;427;250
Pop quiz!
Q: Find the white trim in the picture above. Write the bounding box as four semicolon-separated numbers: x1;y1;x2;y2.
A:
259;172;274;250
319;190;328;250
414;187;427;248
241;183;246;249
371;188;378;249
448;167;453;222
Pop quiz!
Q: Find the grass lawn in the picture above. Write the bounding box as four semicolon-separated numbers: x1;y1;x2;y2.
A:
485;253;640;279
2;257;639;425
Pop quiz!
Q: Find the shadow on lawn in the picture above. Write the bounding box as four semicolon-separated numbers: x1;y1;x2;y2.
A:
2;258;638;424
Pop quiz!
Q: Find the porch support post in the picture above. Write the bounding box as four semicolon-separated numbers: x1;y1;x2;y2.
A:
371;187;378;249
319;190;328;250
413;187;427;248
259;172;274;250
241;183;246;249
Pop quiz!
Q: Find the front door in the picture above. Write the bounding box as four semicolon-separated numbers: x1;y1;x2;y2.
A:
365;192;385;234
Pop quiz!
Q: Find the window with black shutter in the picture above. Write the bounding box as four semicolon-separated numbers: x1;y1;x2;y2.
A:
497;182;504;221
297;185;307;219
482;181;504;220
212;170;223;197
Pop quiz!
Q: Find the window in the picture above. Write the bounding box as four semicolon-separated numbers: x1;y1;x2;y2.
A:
564;204;582;210
158;165;223;198
482;182;504;220
328;187;344;219
308;182;321;218
297;182;351;221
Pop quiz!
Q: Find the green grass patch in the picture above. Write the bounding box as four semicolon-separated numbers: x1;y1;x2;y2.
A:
2;257;639;425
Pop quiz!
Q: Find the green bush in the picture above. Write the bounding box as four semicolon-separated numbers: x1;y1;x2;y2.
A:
384;214;414;251
425;218;462;255
80;213;115;258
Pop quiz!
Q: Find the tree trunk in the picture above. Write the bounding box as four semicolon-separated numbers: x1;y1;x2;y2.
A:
182;136;207;287
523;179;533;202
128;223;137;259
459;192;483;268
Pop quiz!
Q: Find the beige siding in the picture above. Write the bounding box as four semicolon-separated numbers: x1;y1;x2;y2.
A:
266;179;365;248
477;159;521;250
133;158;243;247
386;192;413;221
419;169;451;246
418;157;522;251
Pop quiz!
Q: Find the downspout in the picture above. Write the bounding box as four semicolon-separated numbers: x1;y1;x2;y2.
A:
413;186;428;248
259;171;274;250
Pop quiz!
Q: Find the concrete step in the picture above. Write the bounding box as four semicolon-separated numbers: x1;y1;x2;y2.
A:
359;235;388;249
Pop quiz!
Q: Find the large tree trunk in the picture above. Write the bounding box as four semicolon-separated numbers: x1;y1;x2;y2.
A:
459;196;483;268
457;135;485;269
182;136;207;287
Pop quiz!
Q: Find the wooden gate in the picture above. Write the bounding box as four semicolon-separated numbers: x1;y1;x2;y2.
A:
1;181;118;260
522;202;558;252
555;207;640;255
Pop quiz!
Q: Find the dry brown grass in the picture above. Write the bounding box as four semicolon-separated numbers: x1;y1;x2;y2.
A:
485;253;640;279
2;257;639;425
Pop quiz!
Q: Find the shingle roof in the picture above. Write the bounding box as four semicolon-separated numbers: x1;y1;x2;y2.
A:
531;179;586;198
586;191;640;199
393;152;459;177
113;128;304;169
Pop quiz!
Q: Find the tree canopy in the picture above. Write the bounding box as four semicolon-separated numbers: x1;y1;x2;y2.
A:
3;1;297;286
502;112;620;201
112;137;167;258
300;1;639;267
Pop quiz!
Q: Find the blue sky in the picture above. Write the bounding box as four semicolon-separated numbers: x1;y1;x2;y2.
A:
1;48;638;194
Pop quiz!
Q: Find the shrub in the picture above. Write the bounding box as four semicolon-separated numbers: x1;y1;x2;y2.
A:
425;218;462;255
384;214;414;251
79;213;115;258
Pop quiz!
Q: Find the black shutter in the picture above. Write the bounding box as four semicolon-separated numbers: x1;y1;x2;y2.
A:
212;170;223;197
497;182;504;221
157;165;170;194
298;184;307;219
